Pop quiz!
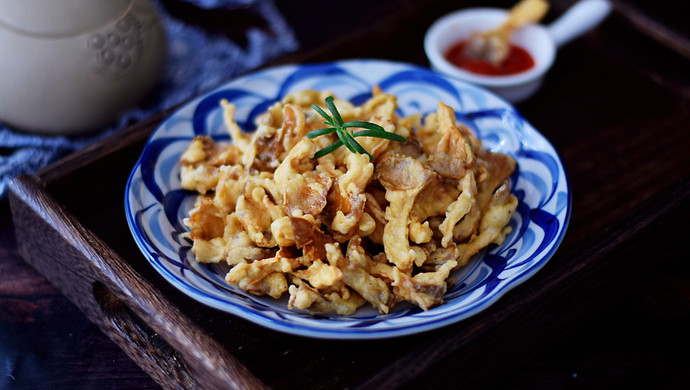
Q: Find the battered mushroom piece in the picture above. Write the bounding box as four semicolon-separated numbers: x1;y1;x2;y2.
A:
356;212;377;238
184;196;226;263
244;102;283;172
270;216;295;248
452;205;482;242
224;214;276;266
244;173;282;207
220;100;251;150
438;171;477;248
362;86;397;118
301;227;336;263
456;181;518;267
226;247;307;298
449;143;515;243
313;153;342;178
475;148;517;210
323;153;374;242
292;259;343;290
274;139;318;190
213;165;247;213
415;112;442;155
287;281;366;315
426;102;476;179
284;171;331;219
328;239;396;314
409;219;433;244
185;198;276;265
275;139;333;248
395;138;425;160
411;175;462;221
236;181;283;248
288;212;321;250
180;136;243;193
244;130;277;172
186;196;225;241
282;89;327;107
363;193;387;245
241;273;288;299
391;259;457;310
377;153;435;272
418;243;459;272
274;103;309;161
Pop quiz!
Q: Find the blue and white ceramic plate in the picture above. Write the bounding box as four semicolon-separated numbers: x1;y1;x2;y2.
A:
125;59;570;339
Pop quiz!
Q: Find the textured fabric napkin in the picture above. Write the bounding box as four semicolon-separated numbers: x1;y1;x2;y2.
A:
0;0;298;199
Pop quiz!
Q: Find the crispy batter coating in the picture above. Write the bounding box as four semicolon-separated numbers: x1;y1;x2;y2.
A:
323;153;374;242
182;89;517;314
180;136;243;193
226;248;306;298
331;239;396;314
438;172;477;248
377;153;434;273
391;258;457;310
236;182;282;248
288;281;366;315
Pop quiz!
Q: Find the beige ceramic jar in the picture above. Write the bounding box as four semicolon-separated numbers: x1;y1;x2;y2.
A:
0;0;166;134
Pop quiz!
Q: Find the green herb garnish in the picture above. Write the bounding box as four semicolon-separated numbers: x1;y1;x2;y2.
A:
307;96;406;160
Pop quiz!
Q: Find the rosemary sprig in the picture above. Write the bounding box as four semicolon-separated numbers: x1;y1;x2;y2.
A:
307;96;405;160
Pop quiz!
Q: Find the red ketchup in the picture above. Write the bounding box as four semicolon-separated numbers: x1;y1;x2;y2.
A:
445;40;535;76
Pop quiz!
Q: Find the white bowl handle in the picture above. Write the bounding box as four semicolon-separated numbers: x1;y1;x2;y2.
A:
547;0;612;48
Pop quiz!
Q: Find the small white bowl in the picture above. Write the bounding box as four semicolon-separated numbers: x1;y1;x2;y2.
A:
424;0;611;103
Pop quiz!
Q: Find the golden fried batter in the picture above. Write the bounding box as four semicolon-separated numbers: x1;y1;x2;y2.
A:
182;89;518;315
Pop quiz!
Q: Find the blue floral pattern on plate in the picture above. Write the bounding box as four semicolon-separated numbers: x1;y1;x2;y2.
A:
125;59;570;339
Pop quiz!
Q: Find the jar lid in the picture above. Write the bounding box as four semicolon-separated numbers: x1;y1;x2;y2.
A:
0;0;131;37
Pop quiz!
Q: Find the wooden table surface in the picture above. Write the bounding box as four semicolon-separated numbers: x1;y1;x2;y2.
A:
2;0;689;388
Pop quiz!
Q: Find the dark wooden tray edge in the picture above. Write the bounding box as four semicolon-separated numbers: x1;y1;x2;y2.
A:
8;173;265;390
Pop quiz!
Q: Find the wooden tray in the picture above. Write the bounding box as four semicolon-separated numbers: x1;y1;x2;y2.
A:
7;99;689;390
7;0;690;387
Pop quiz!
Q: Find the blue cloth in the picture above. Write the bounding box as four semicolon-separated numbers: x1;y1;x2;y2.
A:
0;0;298;199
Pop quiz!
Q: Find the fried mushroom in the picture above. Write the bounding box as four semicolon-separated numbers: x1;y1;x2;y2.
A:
391;259;457;310
180;136;243;193
455;181;518;267
236;182;283;248
324;153;374;242
287;282;366;316
329;239;396;314
438;171;477;248
225;247;307;298
426;102;476;179
377;153;434;272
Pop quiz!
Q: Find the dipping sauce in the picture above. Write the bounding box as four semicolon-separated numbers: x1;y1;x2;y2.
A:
445;40;535;76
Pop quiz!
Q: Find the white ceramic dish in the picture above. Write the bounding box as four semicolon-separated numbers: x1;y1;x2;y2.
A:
424;0;611;103
125;59;571;339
